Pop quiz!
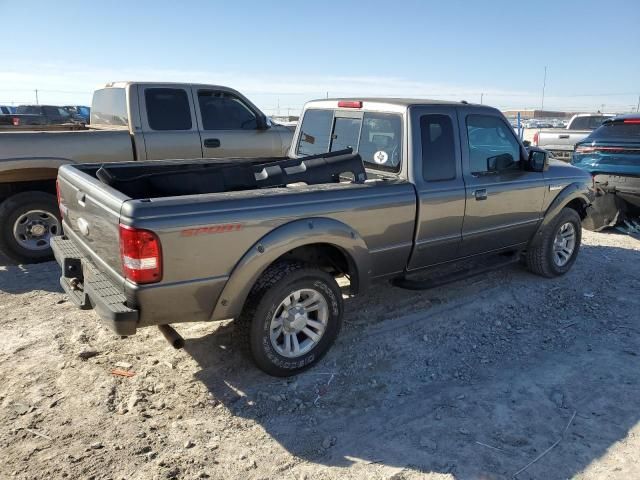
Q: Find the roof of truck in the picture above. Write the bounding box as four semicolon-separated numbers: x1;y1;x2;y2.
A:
310;97;484;107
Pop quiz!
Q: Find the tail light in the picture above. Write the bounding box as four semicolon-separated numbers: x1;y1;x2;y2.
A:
533;132;539;146
12;117;20;126
119;224;162;284
623;119;640;124
338;100;362;108
55;179;64;218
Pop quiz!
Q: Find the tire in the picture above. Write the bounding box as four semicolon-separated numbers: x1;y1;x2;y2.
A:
0;191;62;264
526;207;582;278
235;261;343;377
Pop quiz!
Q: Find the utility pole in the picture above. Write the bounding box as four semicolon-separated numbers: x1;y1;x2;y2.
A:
636;94;640;112
35;89;39;105
326;91;329;99
480;93;484;104
541;66;547;111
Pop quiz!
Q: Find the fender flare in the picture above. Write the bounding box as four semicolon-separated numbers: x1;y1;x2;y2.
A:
0;157;75;183
211;217;372;320
530;182;593;246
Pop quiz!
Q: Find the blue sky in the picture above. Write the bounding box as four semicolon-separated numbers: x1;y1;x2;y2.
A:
1;0;639;114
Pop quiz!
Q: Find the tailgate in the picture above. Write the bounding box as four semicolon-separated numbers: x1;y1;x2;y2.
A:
57;164;129;279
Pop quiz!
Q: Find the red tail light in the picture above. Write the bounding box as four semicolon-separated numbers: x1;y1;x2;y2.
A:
338;100;362;108
55;179;63;218
12;117;20;126
119;224;162;284
623;119;640;124
533;132;539;146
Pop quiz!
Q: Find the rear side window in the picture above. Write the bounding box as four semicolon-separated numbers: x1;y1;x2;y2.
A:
297;109;334;156
589;121;640;140
359;113;402;172
421;114;456;181
145;88;192;131
198;91;257;130
91;88;128;126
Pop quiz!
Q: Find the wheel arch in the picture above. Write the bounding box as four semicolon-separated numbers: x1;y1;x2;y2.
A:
211;217;371;321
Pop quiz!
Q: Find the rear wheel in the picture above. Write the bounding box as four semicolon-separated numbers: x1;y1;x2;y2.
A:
0;191;61;264
526;207;582;278
235;261;343;376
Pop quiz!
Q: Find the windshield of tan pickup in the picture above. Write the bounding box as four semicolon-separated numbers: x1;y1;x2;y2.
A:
297;109;402;173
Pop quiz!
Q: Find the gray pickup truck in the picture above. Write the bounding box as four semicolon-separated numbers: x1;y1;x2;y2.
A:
533;113;614;161
52;98;593;376
0;82;293;263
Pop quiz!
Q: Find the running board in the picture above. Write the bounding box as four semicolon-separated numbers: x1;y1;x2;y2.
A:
392;252;520;291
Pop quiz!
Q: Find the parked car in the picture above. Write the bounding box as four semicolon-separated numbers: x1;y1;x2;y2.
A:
52;98;593;376
0;106;16;115
533;113;614;161
572;114;640;230
0;112;47;127
64;105;91;123
0;82;294;263
16;105;82;124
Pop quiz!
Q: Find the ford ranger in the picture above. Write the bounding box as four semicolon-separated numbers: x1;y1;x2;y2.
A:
52;98;593;376
0;82;293;263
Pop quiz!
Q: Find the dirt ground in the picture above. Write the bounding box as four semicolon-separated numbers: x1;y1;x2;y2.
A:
1;229;639;480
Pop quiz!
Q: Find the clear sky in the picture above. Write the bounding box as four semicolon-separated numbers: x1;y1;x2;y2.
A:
1;0;639;114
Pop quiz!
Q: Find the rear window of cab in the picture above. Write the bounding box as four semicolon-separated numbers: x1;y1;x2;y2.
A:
296;109;402;172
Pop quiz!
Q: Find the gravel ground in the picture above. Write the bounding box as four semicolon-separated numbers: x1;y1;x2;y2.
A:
1;229;639;480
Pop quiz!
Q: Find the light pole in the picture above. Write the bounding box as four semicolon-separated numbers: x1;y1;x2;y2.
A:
541;66;547;110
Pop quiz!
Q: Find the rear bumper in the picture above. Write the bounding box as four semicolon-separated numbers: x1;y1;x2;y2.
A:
51;236;138;336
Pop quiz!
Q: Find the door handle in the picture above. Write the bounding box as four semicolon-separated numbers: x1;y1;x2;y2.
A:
473;189;488;200
204;138;221;148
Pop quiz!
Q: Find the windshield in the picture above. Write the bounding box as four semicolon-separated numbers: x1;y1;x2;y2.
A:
296;109;403;172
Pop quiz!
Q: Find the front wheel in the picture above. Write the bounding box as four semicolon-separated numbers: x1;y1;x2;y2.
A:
235;261;343;376
526;207;582;278
0;191;62;264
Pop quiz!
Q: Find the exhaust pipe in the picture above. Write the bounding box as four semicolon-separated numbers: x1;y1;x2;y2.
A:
158;324;185;349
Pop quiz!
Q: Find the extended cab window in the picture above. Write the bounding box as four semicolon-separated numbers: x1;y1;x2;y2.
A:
145;88;192;131
198;91;257;130
359;113;402;172
466;114;521;174
421;114;456;181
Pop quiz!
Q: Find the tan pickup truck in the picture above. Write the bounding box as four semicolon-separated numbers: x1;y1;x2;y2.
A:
0;82;293;263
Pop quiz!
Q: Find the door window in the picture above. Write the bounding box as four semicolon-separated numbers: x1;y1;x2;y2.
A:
421;114;456;181
466;115;521;174
198;91;257;130
145;88;192;131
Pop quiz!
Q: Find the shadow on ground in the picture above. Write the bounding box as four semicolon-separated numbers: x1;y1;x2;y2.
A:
0;256;62;294
183;243;640;478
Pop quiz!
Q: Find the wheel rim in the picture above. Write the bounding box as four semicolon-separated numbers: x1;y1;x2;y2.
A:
12;209;61;251
552;222;576;267
269;288;329;358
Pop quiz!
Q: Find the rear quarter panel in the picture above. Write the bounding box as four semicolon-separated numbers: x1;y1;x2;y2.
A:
122;180;417;324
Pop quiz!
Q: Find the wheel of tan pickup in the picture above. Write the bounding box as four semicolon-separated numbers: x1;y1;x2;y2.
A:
0;191;61;264
235;261;343;376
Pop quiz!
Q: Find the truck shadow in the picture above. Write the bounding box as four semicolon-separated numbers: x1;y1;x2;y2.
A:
0;257;62;294
183;243;640;478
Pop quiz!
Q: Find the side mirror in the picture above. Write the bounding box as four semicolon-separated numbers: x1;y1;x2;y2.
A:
527;147;548;172
487;153;515;172
256;114;270;130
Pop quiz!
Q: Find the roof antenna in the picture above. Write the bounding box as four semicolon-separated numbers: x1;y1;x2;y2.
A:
460;100;468;104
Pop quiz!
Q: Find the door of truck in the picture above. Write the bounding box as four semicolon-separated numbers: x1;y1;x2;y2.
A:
137;84;203;160
457;108;546;255
193;87;283;157
407;106;466;269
